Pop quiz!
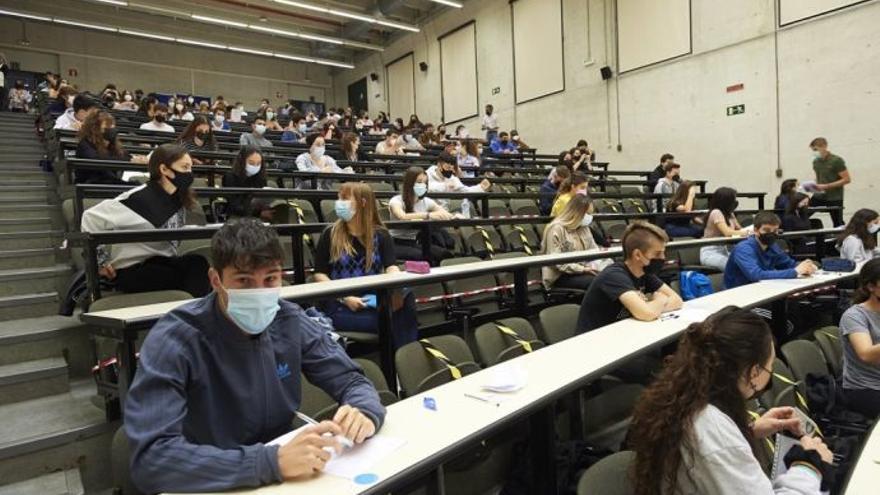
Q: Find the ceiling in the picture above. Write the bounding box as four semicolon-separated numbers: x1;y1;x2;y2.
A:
0;0;459;67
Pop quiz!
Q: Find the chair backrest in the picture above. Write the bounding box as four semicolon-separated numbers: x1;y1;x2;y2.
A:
320;199;337;222
762;357;798;409
474;317;545;366
465;227;505;258
813;326;842;378
298;375;338;421
354;358;399;406
576;451;635;495
538;304;580;344
111;426;142;495
509;198;540;216
370;182;395;192
780;339;830;397
395;335;481;397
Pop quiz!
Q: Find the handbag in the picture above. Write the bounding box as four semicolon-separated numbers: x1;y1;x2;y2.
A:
821;257;855;272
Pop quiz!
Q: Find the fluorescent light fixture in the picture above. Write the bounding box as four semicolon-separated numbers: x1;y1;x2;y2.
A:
430;0;463;7
248;24;297;36
54;18;117;32
128;2;189;17
272;0;419;32
191;14;248;28
228;46;274;57
248;23;383;51
376;19;421;32
328;9;376;23
315;59;355;69
93;0;129;6
0;8;52;22
118;28;174;42
274;53;315;63
299;33;343;45
176;38;228;49
273;0;329;14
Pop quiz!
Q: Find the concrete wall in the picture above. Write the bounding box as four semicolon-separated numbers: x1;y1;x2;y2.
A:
334;0;880;214
0;16;331;108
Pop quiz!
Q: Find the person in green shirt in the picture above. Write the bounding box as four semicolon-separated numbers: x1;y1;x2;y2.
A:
809;137;851;227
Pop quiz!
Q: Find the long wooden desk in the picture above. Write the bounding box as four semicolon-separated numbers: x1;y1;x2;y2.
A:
164;266;861;495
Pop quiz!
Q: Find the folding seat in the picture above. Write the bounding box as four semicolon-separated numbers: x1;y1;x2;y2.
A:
440;256;505;316
492;251;544;304
509;198;540;216
472;317;545;366
813;326;842;378
575;451;635;495
538;304;581;344
460;225;505;259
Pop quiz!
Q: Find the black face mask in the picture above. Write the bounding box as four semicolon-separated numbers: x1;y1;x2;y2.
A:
195;131;209;141
155;114;167;123
673;175;682;183
758;232;778;246
501;139;509;144
169;171;194;193
103;128;119;142
441;169;454;179
732;200;740;210
645;257;665;276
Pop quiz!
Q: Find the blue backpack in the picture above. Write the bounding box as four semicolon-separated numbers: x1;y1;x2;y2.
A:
679;271;714;301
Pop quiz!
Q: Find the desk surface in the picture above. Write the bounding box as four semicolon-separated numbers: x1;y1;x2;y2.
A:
845;421;880;495
166;268;859;495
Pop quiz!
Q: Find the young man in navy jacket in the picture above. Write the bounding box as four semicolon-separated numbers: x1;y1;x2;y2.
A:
724;211;817;289
125;218;384;493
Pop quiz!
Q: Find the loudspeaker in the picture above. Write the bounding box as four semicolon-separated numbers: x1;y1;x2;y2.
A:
370;72;379;82
600;66;613;80
419;61;428;72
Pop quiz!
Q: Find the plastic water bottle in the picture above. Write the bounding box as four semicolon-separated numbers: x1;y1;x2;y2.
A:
461;200;471;219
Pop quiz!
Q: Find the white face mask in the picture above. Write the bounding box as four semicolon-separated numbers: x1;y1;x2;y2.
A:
245;163;261;177
266;111;275;120
215;114;225;123
312;146;325;158
581;213;594;227
869;223;880;234
123;94;132;102
812;150;823;159
254;124;266;135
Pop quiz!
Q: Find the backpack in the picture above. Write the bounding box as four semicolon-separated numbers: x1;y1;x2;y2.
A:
679;271;714;301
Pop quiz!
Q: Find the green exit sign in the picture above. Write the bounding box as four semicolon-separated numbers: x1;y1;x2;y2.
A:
726;104;745;116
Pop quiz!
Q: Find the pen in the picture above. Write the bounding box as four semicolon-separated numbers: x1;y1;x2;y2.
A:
295;411;355;449
464;392;501;407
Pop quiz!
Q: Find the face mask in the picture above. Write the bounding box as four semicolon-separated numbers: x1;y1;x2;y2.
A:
266;111;275;120
404;134;413;141
187;97;194;104
581;213;594;227
501;139;509;144
414;183;428;198
312;146;325;158
732;200;739;211
441;169;454;179
155;114;167;123
513;136;520;142
67;95;75;105
298;123;307;132
195;131;209;141
254;124;266;135
103;128;120;143
644;257;665;276
758;232;778;246
335;200;355;222
124;94;132;102
175;103;184;111
224;286;281;335
215;114;225;123
168;170;194;192
869;223;880;234
812;150;822;159
245;164;261;177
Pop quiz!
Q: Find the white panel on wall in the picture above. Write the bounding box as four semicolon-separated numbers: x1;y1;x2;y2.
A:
779;0;867;25
386;54;415;119
439;22;479;124
512;0;564;104
617;0;692;72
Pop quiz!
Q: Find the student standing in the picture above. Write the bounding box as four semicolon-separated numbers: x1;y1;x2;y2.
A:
629;307;833;495
809;137;850;227
839;259;880;417
481;104;499;143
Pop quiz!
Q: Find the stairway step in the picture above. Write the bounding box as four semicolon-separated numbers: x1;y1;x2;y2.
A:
0;178;49;186
0;467;84;495
0;231;63;250
0;218;53;233
0;265;72;297
0;164;44;171
0;357;69;405
0;293;59;322
0;248;56;269
0;205;57;220
0;314;84;366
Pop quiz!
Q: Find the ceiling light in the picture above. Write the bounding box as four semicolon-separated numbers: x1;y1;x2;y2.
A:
93;0;129;6
118;28;174;41
176;38;227;49
128;2;189;17
274;53;315;63
228;46;274;57
315;60;355;69
429;0;463;7
376;19;421;32
248;24;297;36
54;18;117;32
191;14;247;28
299;33;343;45
0;8;52;22
271;0;419;32
329;9;376;23
273;0;329;14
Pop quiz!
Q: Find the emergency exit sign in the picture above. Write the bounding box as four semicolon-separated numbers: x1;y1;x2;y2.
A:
726;104;745;116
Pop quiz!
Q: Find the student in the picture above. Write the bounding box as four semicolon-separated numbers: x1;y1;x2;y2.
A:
490;131;518;155
723;212;817;289
540;166;571;216
775;178;799;212
400;129;426;152
170;100;194;121
664;180;704;238
265;112;283;132
809;137;850;227
576;221;683;333
541;194;605;291
113;90;138;112
700;187;749;271
481;104;499;143
137;103;173;133
340;132;361;162
426;152;491;212
550;172;589;217
48;85;76;115
211;109;230;131
54;94;99;131
653;162;681;195
314;183;419;348
81;144;211;296
388;166;455;265
781;193;812;233
240;118;273;148
837;208;880;263
295;134;352;190
75;110;147;183
124;218;384;494
177;116;218;165
629;307;833;495
510;130;529;151
375;131;404;156
282;114;307;143
646;153;675;193
455;125;470;139
457;140;481;178
355;111;373;130
7;80;32;112
368;121;387;136
222;145;271;220
838;259;880;417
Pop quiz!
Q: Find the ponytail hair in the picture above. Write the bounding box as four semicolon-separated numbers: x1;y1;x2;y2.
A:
853;258;880;303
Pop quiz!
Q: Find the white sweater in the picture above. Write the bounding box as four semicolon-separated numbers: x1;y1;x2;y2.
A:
676;404;822;494
839;235;879;263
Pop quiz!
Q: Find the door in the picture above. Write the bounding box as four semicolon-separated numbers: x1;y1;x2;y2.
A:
347;77;368;114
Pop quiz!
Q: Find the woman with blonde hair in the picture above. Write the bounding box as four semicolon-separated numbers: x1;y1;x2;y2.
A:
541;194;606;291
550;171;589;216
314;182;419;348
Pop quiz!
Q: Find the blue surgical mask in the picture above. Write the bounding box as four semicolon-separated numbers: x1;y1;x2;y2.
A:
313;146;325;158
581;213;594;227
335;200;355;221
224;286;281;335
414;183;428;198
298;123;307;132
245;164;261;177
